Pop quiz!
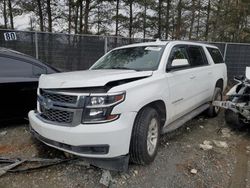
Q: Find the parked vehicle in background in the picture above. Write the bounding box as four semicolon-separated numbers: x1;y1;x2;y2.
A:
28;41;227;170
0;48;57;122
214;67;250;130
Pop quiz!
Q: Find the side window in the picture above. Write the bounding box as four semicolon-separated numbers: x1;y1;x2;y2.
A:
186;46;208;67
167;46;190;70
207;47;224;64
0;56;33;77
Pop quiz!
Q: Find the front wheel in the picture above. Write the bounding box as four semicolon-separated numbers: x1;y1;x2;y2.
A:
130;107;160;165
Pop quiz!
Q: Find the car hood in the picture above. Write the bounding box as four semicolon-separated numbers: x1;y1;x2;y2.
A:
39;69;153;89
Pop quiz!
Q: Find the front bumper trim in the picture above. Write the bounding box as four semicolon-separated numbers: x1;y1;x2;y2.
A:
30;126;129;171
30;126;109;155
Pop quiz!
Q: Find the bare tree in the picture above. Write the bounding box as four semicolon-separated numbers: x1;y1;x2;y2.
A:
79;0;83;33
157;0;163;38
142;0;147;38
165;0;171;39
176;0;182;39
47;0;52;32
3;0;8;29
37;0;44;31
196;0;201;39
7;0;14;29
189;0;195;40
1;0;249;42
205;0;211;40
68;0;72;34
83;0;90;34
28;16;36;31
74;1;79;34
128;0;133;38
115;0;119;36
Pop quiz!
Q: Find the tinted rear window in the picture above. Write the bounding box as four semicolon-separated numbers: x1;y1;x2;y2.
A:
207;47;224;64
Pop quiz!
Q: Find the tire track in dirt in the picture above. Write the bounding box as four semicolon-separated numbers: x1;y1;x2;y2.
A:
229;140;249;188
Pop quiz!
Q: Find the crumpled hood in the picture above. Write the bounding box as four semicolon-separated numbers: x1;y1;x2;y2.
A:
39;69;153;89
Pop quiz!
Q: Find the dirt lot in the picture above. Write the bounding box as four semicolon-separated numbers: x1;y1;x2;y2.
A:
0;112;250;188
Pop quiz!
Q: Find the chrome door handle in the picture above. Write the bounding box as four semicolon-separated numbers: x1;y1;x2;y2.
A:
208;71;212;75
190;75;196;79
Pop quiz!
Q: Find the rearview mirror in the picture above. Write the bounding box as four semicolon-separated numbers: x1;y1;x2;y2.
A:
172;59;189;67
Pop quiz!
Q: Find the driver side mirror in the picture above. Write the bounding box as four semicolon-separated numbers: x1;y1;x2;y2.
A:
166;58;190;72
171;59;189;67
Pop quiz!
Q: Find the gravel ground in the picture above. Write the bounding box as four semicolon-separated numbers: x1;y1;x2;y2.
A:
0;112;250;188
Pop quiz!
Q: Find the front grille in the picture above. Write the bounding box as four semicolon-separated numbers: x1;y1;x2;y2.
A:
40;89;78;104
40;105;73;124
38;89;85;126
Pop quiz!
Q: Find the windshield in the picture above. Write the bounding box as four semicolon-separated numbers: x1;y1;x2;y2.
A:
91;46;165;71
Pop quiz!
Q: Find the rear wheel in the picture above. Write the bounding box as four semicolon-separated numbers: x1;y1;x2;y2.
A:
130;107;160;165
206;87;222;117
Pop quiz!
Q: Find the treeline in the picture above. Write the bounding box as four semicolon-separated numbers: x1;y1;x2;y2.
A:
0;0;250;42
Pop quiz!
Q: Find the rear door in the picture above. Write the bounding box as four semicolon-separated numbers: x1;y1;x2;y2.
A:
186;45;213;104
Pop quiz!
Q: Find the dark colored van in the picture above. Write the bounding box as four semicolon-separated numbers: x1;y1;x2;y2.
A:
0;48;57;122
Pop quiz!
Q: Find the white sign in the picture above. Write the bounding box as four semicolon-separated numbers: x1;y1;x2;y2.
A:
4;32;17;41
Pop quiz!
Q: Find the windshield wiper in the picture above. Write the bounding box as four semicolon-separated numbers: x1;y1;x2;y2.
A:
109;67;140;71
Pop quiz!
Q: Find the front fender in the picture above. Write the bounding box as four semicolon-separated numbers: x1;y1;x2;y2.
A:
111;75;169;118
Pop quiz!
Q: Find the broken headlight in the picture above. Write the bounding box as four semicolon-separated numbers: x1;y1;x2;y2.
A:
82;92;125;123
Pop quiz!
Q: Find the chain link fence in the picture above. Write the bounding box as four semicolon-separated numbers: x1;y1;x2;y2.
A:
0;29;250;80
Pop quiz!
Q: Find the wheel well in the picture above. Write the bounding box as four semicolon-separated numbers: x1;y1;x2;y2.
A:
215;79;223;90
141;100;166;127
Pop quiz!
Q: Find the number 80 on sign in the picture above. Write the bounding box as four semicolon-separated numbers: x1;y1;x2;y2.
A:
4;32;17;41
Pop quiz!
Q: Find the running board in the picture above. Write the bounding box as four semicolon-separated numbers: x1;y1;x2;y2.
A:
162;104;210;134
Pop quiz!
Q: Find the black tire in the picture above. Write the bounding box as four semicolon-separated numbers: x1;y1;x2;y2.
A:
130;107;160;165
225;109;246;130
206;87;222;117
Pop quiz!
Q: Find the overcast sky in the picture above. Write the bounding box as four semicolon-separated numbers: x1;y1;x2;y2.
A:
0;13;30;30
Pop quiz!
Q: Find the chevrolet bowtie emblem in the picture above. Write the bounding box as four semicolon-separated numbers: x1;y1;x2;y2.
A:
42;98;53;110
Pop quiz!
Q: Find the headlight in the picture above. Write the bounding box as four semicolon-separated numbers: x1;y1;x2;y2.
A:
82;92;125;123
90;96;105;106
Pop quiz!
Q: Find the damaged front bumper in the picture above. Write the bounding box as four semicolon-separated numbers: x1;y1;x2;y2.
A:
29;126;129;171
28;110;136;168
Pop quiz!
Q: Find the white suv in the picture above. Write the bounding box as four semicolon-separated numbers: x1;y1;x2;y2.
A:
28;41;227;167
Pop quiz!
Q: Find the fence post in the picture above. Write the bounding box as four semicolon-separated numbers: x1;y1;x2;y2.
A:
104;36;108;54
35;31;39;59
223;43;228;62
